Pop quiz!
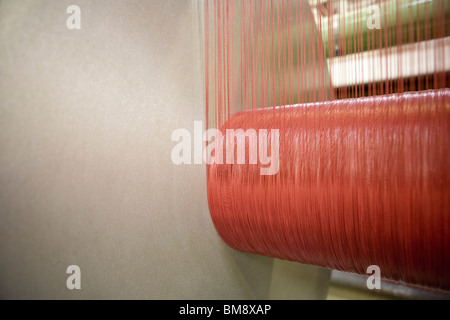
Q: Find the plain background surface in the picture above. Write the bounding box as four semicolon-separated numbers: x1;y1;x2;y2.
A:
0;0;330;299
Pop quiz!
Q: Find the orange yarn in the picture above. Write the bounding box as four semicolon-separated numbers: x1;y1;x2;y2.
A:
207;89;449;290
204;0;450;290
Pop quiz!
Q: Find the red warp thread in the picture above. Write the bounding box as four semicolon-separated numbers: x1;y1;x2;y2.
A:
207;89;450;290
204;0;450;291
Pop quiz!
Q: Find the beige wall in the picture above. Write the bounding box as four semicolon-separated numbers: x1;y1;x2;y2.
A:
0;0;329;299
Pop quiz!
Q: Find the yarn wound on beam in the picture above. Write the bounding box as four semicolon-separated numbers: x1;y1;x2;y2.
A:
204;0;449;290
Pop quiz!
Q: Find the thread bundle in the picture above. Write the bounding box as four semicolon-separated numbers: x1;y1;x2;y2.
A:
207;90;449;289
204;0;450;290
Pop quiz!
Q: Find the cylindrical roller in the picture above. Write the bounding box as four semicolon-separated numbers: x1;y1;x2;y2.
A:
207;89;450;290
